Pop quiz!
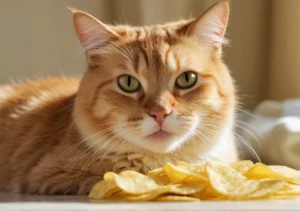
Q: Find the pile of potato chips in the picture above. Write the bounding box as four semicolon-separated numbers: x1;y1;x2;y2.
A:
88;160;300;201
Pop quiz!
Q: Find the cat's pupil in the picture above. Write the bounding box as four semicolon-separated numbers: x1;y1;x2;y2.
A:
127;76;131;87
185;72;189;82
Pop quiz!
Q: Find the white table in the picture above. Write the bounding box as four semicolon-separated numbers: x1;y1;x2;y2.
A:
1;192;300;211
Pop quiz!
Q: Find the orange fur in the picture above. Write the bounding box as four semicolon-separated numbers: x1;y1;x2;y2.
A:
0;2;237;195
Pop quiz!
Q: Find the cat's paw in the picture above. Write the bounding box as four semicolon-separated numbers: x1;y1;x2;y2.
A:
77;176;102;195
28;173;101;195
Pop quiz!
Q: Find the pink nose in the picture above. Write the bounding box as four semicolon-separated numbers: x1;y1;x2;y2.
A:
148;109;172;125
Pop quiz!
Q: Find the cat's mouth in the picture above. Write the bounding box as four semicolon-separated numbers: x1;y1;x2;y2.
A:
145;129;174;141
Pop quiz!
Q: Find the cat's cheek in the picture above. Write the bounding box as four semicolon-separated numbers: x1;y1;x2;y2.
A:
93;97;112;119
181;115;200;142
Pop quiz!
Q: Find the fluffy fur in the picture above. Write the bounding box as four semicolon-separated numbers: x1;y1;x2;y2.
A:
0;2;237;195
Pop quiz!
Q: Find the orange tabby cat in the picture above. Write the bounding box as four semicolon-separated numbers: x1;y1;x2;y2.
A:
0;2;237;195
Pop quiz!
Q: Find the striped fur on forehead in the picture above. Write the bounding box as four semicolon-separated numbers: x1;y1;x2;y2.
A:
90;30;184;74
128;41;183;78
109;19;194;43
84;18;197;72
87;27;181;72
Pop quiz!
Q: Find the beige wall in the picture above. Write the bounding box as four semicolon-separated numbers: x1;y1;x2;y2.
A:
0;0;276;109
225;0;271;108
0;0;113;81
268;0;300;101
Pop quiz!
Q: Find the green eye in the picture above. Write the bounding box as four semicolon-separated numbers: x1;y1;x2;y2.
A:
176;71;197;89
118;75;140;93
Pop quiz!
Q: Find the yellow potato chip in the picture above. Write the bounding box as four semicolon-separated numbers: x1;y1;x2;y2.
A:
246;180;284;199
147;167;164;176
206;162;283;198
108;171;160;195
156;195;200;202
192;185;223;200
176;161;206;174
275;183;300;195
88;180;120;199
164;163;207;183
192;188;212;199
151;173;170;185
268;165;300;185
205;185;222;197
203;196;226;201
230;160;254;174
124;183;206;201
89;160;300;202
270;195;299;199
244;163;285;180
123;188;168;202
244;163;300;185
175;161;191;166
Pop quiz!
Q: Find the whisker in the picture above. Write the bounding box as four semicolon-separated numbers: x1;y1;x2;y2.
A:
58;124;116;159
235;120;263;137
185;121;261;162
80;135;123;179
108;41;134;65
235;124;261;148
65;128;118;169
234;133;261;163
90;130;142;173
114;34;135;62
236;108;261;120
200;114;262;149
198;119;262;162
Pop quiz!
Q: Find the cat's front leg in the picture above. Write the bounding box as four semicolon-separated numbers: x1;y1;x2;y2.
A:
27;169;102;195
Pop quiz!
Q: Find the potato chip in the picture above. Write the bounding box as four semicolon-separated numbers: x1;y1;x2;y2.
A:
191;186;213;199
268;165;300;185
275;183;300;195
88;180;120;199
89;160;300;202
107;171;160;195
175;161;191;166
230;160;254;174
164;163;207;183
269;195;300;200
206;162;283;198
205;185;222;197
147;167;164;176
124;183;206;201
244;163;300;185
150;173;170;186
176;161;206;174
156;195;200;202
244;163;284;180
246;180;284;199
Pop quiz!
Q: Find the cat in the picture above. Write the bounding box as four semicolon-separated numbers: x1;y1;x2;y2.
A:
0;1;237;195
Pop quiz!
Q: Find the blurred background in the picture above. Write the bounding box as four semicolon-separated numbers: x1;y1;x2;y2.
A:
1;0;300;167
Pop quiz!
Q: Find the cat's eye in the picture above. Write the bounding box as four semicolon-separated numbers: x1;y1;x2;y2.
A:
175;71;197;89
118;75;140;93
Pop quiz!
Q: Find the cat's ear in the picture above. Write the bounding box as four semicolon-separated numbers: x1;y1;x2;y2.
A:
71;9;118;53
186;2;229;48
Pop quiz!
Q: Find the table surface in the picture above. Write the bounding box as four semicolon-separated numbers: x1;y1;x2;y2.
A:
1;192;300;211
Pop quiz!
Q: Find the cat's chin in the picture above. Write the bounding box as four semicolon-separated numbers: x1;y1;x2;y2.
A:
145;130;174;140
133;133;185;154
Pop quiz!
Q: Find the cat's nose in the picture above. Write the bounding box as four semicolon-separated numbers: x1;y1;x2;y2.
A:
148;109;172;125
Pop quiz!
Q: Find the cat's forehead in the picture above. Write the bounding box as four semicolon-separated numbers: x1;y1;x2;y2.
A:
112;19;193;44
128;35;181;75
115;28;186;72
108;20;205;79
